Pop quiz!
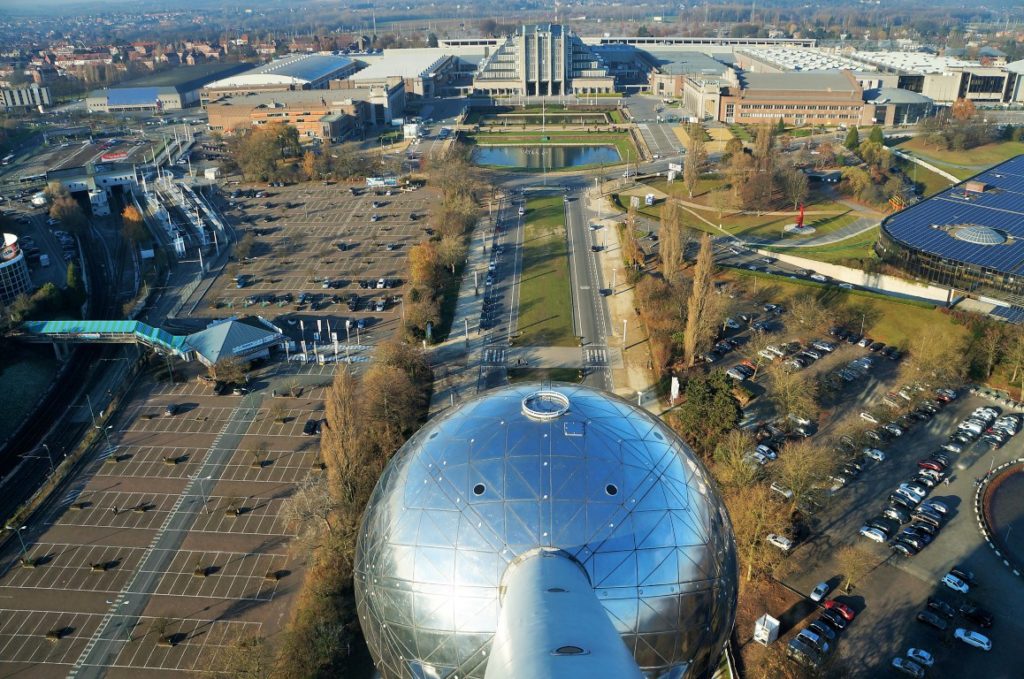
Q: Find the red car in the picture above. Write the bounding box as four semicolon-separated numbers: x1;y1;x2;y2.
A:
918;460;944;472
824;600;856;621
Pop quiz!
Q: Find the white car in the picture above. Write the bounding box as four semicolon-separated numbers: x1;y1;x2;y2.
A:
860;412;880;424
859;526;887;543
906;648;934;667
863;448;887;462
766;533;794;552
898;483;927;501
809;582;830;602
941;442;964;454
942;573;969;594
745;451;769;466
954;628;991;651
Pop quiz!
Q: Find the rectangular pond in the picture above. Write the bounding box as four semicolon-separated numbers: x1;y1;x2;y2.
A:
474;145;622;169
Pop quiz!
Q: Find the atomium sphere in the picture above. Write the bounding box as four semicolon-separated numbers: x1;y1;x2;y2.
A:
354;383;738;679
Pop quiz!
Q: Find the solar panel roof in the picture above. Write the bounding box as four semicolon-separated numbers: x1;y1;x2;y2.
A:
106;87;162;106
249;54;354;83
880;154;1024;275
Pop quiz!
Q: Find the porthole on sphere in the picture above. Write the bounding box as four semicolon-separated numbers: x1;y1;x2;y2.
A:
473;483;486;496
605;484;618;496
553;646;586;655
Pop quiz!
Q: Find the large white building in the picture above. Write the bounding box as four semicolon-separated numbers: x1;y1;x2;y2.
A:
0;234;32;304
202;53;362;103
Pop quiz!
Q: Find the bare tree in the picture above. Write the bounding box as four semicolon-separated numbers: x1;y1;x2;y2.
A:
767;365;818;425
683;126;707;199
744;329;775;379
724;484;791;581
788;292;834;334
712;430;760;490
975;322;1007;378
772;439;836;509
210;633;272;679
683;234;717;366
836;545;878;593
1004;331;1024;395
210;356;247;384
778;163;810;210
659;199;682;283
899;325;967;390
280;474;339;550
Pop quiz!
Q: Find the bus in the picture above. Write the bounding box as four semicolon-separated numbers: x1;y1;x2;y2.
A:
1;154;14;166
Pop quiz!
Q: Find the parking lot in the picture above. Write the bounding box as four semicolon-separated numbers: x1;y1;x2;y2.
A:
192;182;435;361
776;388;1022;678
0;365;325;677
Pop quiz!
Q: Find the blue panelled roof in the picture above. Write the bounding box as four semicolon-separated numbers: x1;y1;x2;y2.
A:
106;87;163;106
21;320;188;352
881;154;1024;275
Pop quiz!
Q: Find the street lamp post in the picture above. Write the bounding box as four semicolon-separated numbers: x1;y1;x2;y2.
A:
5;524;28;559
96;424;114;453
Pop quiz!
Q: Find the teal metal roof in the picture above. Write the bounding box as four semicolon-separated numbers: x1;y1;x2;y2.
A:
20;320;188;354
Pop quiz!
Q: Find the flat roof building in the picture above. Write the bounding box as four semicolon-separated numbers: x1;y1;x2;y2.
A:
202;53;361;103
87;62;250;112
719;71;865;126
348;48;481;98
876;155;1024;305
206;88;398;141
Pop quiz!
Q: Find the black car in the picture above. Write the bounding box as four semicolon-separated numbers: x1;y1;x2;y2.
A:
960;603;993;628
927;597;956;619
867;516;900;536
891;540;918;557
915;611;948;631
910;518;938;534
868;342;885;352
950;567;977;585
808;620;837;642
820;609;848;631
889;494;917;511
303;419;320;436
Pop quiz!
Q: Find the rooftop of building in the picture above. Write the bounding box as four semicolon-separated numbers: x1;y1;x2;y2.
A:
207;88;374;110
246;53;352;81
352;48;480;81
863;87;933;105
110;61;250;91
849;50;982;74
738;70;859;93
740;46;868;72
644;50;731;76
881;154;1024;275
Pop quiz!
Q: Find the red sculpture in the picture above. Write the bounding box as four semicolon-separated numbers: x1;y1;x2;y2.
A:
796;203;805;229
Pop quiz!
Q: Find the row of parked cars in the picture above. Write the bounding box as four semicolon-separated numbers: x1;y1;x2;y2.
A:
944;405;1020;453
827;326;903;361
787;597;857;669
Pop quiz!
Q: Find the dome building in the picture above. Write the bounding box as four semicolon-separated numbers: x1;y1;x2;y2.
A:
355;383;738;679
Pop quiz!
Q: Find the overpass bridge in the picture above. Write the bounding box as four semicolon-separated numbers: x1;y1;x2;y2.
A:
17;318;286;366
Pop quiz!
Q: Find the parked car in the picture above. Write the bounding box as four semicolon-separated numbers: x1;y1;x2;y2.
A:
927;597;956;619
303;419;320;436
164;403;178;417
819;609;848;631
823;600;855;621
916;611;948;631
863;447;887;462
950;566;976;585
960;602;994;628
891;657;925;678
809;582;830;603
942;573;969;594
954;628;991;651
766;533;794;552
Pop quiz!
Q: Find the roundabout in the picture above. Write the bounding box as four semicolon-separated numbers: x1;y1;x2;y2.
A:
978;459;1024;577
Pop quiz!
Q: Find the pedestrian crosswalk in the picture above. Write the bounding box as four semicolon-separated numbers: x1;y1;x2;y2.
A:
483;348;506;366
585;348;608;366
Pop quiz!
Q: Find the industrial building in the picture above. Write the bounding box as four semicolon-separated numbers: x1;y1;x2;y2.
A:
473;24;616;96
206;80;405;140
1;84;52;111
344;48;479;98
86;61;250;112
201;53;362;103
0;234;32;305
719;71;865;126
876;155;1024;307
735;46;1024;105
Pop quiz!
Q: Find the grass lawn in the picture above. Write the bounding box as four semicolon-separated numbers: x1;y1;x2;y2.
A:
763;226;879;264
729;124;752;142
897;137;1024;169
722;269;963;348
893;157;953;197
517;195;576;346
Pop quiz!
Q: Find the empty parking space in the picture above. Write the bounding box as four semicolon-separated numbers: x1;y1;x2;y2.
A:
0;363;323;676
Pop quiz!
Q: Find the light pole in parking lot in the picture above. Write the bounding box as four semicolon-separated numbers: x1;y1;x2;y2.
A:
96;424;114;454
4;524;28;559
192;475;212;514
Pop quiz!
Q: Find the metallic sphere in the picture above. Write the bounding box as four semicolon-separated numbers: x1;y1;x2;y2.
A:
355;383;738;679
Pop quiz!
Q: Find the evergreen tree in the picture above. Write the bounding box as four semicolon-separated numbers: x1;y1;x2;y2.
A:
869;125;884;145
843;126;860;151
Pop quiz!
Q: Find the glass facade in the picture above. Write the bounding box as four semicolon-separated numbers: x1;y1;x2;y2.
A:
875;229;1024;302
0;251;31;305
